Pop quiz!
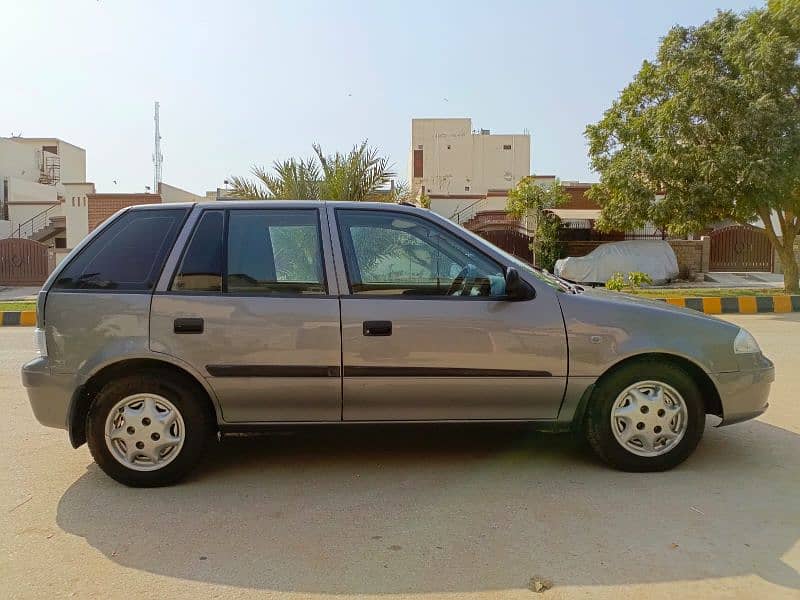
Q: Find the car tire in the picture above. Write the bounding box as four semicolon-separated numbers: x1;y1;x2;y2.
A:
86;371;212;487
584;360;705;472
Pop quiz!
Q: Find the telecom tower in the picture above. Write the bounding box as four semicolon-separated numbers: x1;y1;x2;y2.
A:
152;101;163;193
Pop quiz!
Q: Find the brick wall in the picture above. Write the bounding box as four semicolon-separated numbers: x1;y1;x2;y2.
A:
87;194;162;232
668;240;704;276
562;239;707;276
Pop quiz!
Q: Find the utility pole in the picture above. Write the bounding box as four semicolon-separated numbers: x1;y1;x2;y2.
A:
152;101;163;194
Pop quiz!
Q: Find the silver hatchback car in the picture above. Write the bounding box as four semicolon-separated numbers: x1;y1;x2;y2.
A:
22;201;774;486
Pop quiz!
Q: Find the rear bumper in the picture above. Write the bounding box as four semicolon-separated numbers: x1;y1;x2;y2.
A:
21;357;73;430
712;359;774;426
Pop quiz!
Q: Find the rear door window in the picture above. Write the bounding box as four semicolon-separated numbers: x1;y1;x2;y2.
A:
53;208;187;292
226;209;326;295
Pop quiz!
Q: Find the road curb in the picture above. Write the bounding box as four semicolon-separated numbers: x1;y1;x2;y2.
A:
1;297;798;325
0;311;36;326
657;295;800;314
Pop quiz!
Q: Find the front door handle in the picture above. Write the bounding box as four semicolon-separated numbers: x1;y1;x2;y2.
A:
174;318;204;334
363;320;392;336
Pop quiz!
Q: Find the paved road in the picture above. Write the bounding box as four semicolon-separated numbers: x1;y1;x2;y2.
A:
1;315;798;599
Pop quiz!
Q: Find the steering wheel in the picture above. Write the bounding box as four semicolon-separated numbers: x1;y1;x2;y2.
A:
446;264;476;296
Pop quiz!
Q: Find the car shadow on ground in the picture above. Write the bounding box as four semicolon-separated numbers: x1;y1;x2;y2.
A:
57;420;800;595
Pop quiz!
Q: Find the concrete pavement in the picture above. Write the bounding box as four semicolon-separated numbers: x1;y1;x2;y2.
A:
1;314;798;599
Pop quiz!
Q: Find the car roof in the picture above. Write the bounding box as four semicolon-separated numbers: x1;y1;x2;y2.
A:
131;200;424;211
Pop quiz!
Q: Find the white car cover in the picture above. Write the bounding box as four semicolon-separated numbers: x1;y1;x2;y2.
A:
554;240;679;284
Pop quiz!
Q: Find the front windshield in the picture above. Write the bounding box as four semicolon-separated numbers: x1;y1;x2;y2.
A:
451;220;572;292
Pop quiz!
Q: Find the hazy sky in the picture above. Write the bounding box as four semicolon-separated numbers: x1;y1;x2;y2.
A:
1;0;760;194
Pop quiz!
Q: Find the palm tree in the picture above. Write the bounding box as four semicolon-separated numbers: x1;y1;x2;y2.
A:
228;157;320;200
314;141;395;201
228;141;395;201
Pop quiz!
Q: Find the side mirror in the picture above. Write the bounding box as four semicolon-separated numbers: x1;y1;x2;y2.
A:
504;267;531;300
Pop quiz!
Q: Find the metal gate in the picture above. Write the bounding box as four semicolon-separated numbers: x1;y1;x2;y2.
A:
709;226;773;272
477;230;533;263
0;238;53;285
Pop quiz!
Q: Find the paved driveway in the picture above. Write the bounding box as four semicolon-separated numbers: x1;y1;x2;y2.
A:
1;314;798;599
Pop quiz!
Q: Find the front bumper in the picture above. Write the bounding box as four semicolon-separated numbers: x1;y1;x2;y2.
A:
712;357;775;426
21;357;74;430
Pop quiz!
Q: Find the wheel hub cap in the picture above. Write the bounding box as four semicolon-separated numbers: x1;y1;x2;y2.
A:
104;393;185;471
610;380;688;457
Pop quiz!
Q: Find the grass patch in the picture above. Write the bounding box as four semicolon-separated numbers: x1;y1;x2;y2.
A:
0;301;37;312
627;287;788;298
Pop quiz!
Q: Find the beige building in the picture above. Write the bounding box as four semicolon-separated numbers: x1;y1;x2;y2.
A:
1;136;214;263
0;136;90;254
409;118;531;219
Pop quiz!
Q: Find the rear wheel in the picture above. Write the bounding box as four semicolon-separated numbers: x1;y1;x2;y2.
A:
86;372;212;487
584;361;705;471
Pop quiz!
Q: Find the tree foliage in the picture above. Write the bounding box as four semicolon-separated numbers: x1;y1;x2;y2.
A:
229;141;395;202
586;2;800;291
229;142;397;279
506;176;569;270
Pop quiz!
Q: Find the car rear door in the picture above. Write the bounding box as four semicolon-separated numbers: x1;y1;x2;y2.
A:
329;205;567;421
150;204;342;423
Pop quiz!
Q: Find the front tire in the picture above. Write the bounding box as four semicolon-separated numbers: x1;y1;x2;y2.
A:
584;361;705;472
86;371;211;487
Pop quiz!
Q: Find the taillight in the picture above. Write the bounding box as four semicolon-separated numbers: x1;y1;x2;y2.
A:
35;290;47;328
34;328;48;357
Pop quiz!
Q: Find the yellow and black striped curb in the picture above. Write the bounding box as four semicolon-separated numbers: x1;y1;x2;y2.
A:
1;296;798;325
657;295;800;314
0;311;36;326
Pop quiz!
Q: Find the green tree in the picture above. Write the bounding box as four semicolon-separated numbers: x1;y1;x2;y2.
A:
229;142;399;276
586;2;800;291
229;157;320;200
506;176;569;270
228;140;395;202
314;141;396;201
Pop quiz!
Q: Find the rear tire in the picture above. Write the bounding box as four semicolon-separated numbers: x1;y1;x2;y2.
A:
86;371;212;487
584;360;705;472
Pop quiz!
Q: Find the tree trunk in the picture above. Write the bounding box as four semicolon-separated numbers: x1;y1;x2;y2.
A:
781;247;799;293
753;208;799;293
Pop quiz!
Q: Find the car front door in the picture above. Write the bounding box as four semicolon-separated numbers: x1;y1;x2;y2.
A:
150;206;342;422
330;206;567;421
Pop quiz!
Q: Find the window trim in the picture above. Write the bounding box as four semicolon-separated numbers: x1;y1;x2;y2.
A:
333;208;516;301
165;206;330;298
50;207;190;295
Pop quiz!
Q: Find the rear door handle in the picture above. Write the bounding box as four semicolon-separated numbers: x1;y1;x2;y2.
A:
363;320;392;336
174;318;204;334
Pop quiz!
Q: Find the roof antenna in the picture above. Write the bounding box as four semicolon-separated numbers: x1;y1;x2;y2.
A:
152;101;163;194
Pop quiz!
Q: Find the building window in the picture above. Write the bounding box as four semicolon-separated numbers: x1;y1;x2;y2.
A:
447;145;451;150
42;145;58;155
413;149;424;178
465;186;470;192
503;144;512;150
55;238;67;249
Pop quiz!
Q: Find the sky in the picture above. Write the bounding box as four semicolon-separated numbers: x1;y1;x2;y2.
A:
1;0;762;195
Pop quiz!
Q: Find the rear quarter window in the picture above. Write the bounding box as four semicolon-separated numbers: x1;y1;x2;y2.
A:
53;208;187;292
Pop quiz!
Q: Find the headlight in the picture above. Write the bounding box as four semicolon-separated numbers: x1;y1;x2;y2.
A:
733;328;760;354
34;328;48;357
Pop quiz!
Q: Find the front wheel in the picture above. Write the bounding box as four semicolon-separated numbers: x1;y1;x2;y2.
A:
584;361;705;472
86;372;212;487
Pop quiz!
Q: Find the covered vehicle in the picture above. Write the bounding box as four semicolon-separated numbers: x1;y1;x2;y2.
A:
554;240;679;284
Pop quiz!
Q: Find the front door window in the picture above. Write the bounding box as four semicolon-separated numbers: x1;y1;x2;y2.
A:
336;210;506;297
